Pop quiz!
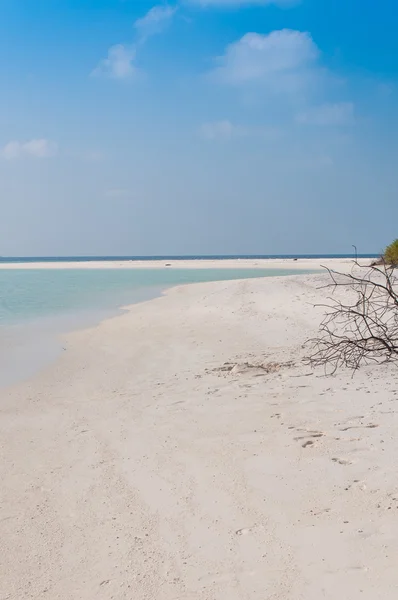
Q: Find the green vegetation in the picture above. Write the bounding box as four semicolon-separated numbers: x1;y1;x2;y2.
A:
384;239;398;266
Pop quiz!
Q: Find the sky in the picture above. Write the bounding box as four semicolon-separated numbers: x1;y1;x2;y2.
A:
0;0;397;256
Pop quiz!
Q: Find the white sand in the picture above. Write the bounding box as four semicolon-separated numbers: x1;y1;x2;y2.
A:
1;265;397;600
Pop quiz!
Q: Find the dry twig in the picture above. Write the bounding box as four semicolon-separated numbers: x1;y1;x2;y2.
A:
305;259;398;373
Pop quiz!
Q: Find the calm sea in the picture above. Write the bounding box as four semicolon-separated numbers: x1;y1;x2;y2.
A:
0;264;316;387
0;254;377;264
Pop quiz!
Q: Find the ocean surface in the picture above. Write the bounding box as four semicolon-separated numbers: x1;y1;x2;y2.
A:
0;265;312;388
0;254;378;264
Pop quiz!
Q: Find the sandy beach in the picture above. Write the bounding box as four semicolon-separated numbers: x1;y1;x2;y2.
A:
1;262;397;600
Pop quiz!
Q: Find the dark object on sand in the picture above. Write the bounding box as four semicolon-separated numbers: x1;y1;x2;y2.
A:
370;258;383;267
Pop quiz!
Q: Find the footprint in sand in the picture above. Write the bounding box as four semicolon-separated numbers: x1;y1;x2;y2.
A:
302;440;315;448
340;424;379;432
235;524;263;536
294;430;325;449
332;457;354;465
294;432;324;441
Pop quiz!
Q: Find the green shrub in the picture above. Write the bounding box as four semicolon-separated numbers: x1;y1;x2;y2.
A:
384;239;398;266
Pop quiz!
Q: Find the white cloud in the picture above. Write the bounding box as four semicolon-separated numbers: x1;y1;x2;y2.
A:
210;29;319;94
296;102;355;126
23;139;58;158
1;139;58;160
1;142;24;160
134;5;176;40
199;120;284;141
208;29;354;136
91;44;137;80
199;120;245;140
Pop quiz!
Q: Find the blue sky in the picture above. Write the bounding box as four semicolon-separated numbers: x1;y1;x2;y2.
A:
0;0;397;256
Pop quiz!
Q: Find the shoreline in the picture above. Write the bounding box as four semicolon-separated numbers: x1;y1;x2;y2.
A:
0;263;357;389
0;285;166;391
1;269;397;599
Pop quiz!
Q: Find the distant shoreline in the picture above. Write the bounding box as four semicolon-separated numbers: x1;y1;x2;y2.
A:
0;253;379;265
0;256;375;270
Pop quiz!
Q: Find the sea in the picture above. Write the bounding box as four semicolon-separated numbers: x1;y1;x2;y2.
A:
0;254;376;265
0;255;376;388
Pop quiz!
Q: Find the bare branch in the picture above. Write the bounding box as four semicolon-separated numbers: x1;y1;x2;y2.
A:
305;261;398;374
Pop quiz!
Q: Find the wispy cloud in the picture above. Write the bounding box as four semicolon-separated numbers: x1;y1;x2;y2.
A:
199;120;245;140
92;5;176;80
296;102;355;126
1;139;58;160
199;120;284;141
91;44;137;80
134;5;177;41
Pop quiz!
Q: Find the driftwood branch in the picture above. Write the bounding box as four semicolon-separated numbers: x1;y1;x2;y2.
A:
305;260;398;373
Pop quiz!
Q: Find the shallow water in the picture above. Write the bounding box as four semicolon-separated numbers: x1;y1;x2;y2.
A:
0;267;308;388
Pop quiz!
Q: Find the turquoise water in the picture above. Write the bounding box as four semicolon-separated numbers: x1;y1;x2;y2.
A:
0;268;308;325
0;267;309;388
